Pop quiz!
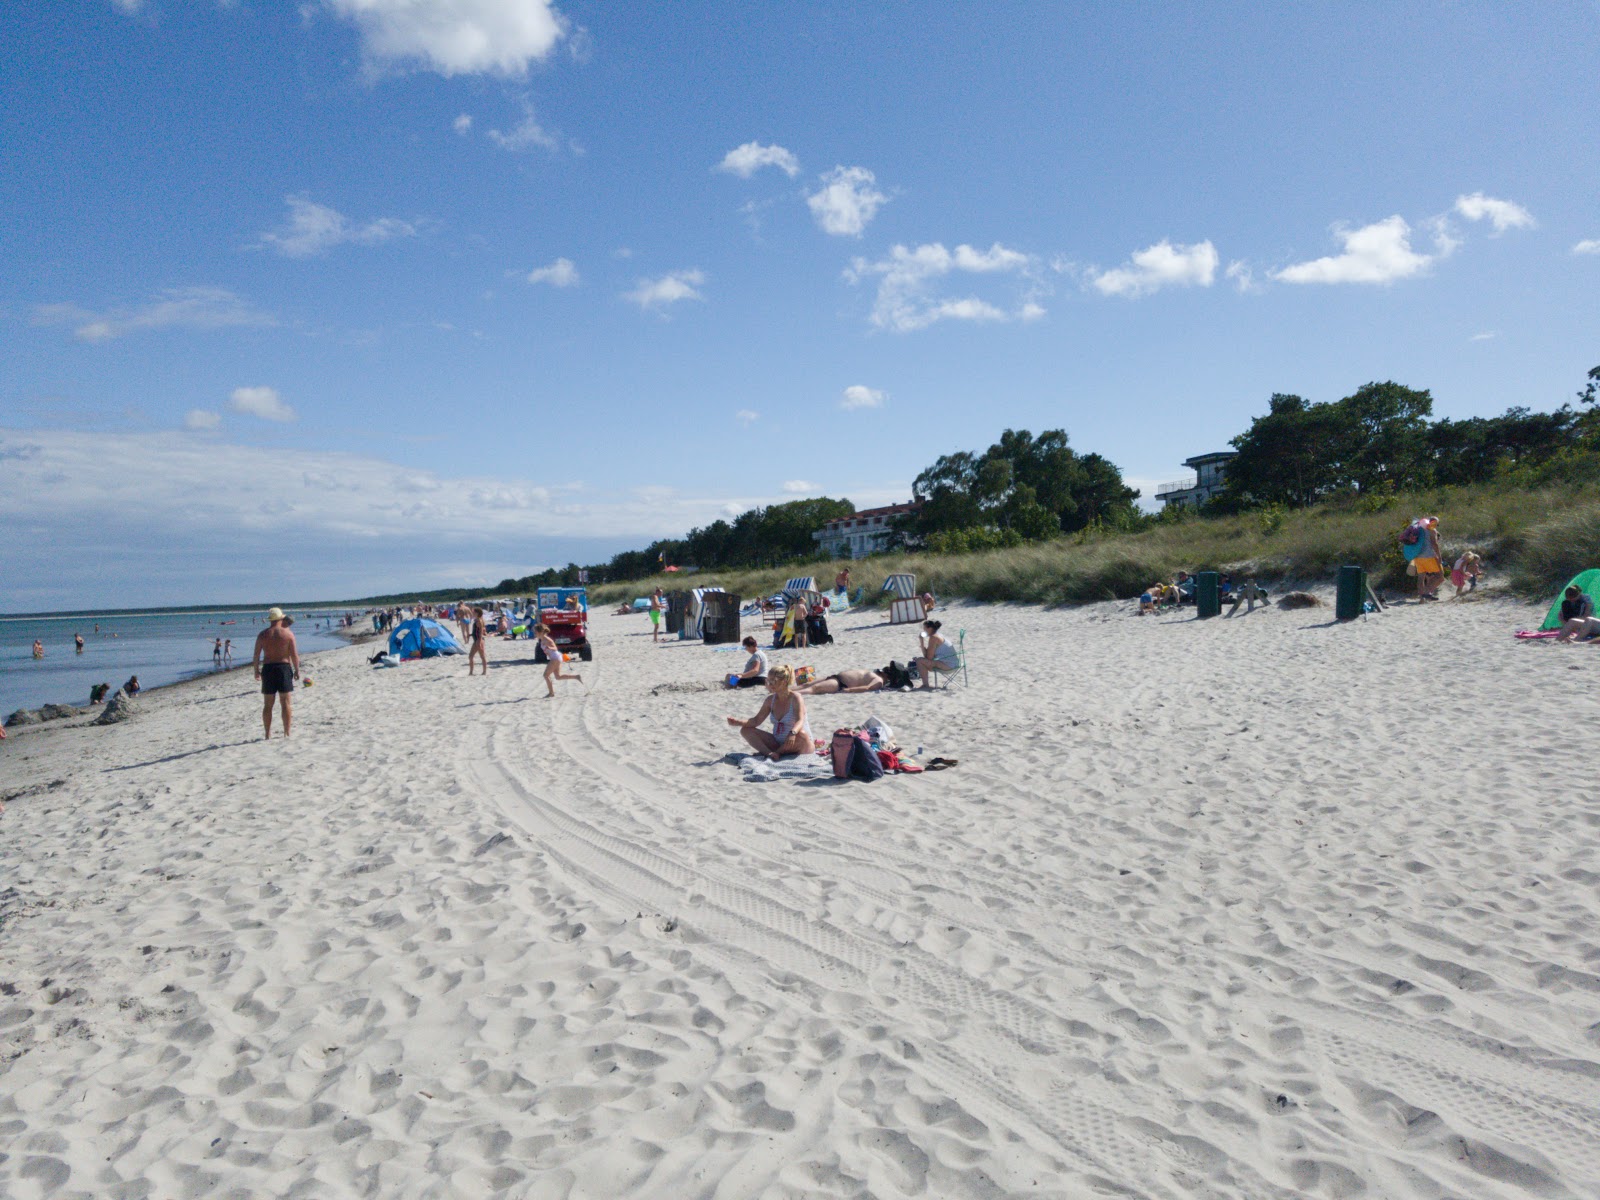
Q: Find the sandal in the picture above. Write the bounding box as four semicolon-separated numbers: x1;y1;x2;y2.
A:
926;756;960;770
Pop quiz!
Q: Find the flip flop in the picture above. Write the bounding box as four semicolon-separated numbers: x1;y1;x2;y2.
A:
926;756;960;770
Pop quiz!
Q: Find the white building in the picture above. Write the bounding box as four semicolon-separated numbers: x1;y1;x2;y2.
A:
1154;451;1237;509
812;502;920;558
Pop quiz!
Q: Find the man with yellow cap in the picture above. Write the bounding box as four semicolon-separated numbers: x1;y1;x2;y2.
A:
251;607;301;739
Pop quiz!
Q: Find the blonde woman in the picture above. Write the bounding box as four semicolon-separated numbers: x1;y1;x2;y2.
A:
725;664;814;760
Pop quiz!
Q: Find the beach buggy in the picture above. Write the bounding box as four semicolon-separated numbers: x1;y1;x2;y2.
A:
534;587;593;662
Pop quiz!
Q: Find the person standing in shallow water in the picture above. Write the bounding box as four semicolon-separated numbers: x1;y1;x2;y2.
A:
74;633;85;653
251;607;300;739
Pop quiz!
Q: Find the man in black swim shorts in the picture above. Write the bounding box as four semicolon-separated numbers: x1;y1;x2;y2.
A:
251;607;301;739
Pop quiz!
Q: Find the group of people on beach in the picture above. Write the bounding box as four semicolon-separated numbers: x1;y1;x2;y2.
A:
725;618;959;761
458;601;582;696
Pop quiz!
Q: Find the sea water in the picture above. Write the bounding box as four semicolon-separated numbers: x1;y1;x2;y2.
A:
0;609;355;717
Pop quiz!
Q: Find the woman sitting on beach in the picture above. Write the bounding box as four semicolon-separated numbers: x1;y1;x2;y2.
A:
725;664;813;760
728;636;769;687
912;620;960;689
798;667;886;695
1555;585;1599;642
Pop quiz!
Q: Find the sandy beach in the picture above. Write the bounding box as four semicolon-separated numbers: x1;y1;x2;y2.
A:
3;592;1598;1199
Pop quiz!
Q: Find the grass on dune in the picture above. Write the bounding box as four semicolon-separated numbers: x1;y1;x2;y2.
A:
587;483;1600;609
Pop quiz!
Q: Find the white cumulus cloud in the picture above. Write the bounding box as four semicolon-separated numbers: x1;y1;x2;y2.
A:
1453;192;1535;233
735;409;759;426
260;195;417;258
1574;239;1600;256
324;0;566;77
717;141;800;179
526;257;578;287
184;409;221;430
782;480;816;494
841;385;885;410
624;269;705;312
1273;216;1434;285
33;287;277;342
229;386;297;423
846;242;1038;333
1091;239;1219;298
453;113;473;134
806;166;887;237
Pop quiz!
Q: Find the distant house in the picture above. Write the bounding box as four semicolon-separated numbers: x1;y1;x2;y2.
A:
813;502;920;558
1154;451;1237;509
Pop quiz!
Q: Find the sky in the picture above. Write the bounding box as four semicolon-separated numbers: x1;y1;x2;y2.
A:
2;1;1597;610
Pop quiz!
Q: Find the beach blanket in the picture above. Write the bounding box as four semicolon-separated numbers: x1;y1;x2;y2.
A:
726;752;833;784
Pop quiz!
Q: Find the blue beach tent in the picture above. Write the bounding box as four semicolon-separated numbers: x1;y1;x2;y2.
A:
388;617;465;658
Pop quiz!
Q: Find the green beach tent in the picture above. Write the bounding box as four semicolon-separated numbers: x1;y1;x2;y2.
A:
1540;568;1600;630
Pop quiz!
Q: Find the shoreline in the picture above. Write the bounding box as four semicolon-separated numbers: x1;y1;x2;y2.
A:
3;594;1598;1198
3;625;378;733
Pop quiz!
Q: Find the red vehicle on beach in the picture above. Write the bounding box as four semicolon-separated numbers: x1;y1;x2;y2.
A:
535;587;592;661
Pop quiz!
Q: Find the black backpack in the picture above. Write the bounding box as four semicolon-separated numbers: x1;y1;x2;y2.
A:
882;661;911;689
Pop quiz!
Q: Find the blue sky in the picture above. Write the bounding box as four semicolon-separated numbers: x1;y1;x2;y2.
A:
3;1;1597;610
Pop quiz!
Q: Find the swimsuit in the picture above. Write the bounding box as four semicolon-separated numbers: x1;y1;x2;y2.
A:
770;696;810;743
260;662;294;695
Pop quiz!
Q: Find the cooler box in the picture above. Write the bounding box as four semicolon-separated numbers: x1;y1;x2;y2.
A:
1336;565;1366;620
1195;571;1220;619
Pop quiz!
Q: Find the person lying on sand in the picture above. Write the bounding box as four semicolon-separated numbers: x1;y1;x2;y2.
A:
725;664;813;760
798;668;887;695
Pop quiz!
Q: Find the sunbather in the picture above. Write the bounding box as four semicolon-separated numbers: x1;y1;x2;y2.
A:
798;668;886;694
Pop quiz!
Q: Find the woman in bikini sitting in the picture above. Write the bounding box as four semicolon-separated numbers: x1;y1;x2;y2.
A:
725;664;814;760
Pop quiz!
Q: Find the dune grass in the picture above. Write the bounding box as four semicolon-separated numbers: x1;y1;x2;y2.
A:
588;484;1600;609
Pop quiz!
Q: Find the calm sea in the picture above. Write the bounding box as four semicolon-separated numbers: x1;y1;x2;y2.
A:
0;609;356;717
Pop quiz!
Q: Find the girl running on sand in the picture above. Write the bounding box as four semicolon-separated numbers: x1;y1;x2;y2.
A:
535;623;582;697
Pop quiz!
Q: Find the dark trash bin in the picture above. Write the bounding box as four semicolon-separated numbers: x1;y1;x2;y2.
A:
701;593;742;644
1195;571;1220;619
1336;565;1366;621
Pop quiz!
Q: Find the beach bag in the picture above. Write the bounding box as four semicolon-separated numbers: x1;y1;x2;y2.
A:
847;733;884;782
1399;524;1422;546
831;729;856;778
796;666;816;686
882;661;911;689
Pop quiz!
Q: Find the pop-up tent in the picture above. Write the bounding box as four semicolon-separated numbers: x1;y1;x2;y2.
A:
389;617;465;658
1540;569;1600;630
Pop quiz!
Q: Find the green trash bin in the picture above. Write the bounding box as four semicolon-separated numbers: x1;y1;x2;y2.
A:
1336;565;1366;620
1195;571;1220;618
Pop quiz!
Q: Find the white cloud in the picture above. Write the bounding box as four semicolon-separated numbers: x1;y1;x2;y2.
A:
841;385;885;410
184;409;222;430
526;257;578;287
735;409;759;426
1273;216;1433;285
32;286;276;342
487;101;556;151
111;0;143;12
1471;330;1500;342
1224;259;1262;293
453;113;473;134
229;386;297;423
717;141;800;179
623;269;705;311
1090;239;1218;298
1454;192;1535;233
782;480;815;494
324;0;566;78
260;195;417;258
806;166;888;237
1574;239;1600;256
846;242;1039;332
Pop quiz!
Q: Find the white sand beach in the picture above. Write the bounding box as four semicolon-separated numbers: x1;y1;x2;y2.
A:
3;593;1598;1199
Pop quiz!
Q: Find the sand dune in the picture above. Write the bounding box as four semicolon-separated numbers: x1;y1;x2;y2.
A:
3;592;1598;1198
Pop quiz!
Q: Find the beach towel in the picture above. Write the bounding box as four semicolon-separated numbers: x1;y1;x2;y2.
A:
728;752;833;783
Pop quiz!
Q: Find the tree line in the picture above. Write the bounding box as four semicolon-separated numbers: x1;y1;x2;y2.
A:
1213;369;1600;511
481;363;1598;595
